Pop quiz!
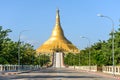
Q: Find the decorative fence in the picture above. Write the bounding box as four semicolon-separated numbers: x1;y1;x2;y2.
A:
1;65;120;75
68;66;97;72
102;66;120;75
68;65;120;75
0;65;41;71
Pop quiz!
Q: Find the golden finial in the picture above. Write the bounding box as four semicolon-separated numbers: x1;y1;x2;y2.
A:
56;8;60;25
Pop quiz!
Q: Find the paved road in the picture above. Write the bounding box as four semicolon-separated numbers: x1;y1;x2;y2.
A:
0;68;117;80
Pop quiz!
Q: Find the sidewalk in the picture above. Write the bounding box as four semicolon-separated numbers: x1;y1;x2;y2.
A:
0;70;32;76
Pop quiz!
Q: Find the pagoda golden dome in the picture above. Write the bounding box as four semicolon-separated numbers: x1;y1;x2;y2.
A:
36;9;79;53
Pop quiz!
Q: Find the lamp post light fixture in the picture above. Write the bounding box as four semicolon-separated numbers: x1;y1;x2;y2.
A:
80;36;91;71
18;30;29;71
97;14;115;76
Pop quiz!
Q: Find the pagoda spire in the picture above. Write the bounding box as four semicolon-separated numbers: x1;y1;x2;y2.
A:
50;9;64;39
56;9;60;25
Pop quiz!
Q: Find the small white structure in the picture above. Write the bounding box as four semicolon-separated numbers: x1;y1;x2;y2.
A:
53;52;65;68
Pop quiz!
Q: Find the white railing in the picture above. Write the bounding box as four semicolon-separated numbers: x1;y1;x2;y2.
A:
102;66;120;75
0;65;41;71
68;66;97;72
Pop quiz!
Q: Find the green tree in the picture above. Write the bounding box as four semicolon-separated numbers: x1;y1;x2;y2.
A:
0;26;12;64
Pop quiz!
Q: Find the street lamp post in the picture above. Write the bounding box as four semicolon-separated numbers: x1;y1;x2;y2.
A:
39;53;41;67
80;36;91;71
43;54;45;67
79;53;80;66
18;30;28;71
97;14;115;76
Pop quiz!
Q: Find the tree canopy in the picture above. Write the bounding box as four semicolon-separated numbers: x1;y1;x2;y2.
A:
0;26;50;66
64;28;120;66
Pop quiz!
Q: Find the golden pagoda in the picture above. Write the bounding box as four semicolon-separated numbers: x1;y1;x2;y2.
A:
36;9;79;53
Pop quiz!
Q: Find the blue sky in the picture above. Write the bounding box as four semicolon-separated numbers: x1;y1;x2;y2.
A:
0;0;120;49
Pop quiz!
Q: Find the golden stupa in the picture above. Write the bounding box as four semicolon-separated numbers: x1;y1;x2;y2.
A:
36;9;79;53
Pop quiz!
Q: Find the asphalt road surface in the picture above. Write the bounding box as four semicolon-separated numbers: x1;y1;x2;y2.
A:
0;68;117;80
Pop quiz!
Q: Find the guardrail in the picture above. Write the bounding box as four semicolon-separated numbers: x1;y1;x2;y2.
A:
102;66;120;75
0;65;41;71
